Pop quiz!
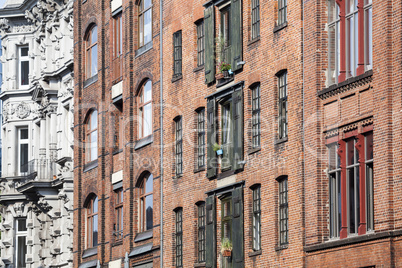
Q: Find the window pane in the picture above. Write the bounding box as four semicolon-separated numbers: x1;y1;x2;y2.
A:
91;45;98;76
365;7;372;70
144;0;151;9
18;219;27;232
146;174;153;193
145;194;153;230
93;214;98;246
139;14;144;46
347;139;355;166
144;9;152;45
21;47;28;57
17;236;27;268
143;103;152;137
91;26;97;44
91;131;97;161
366;132;373;160
21;60;29;86
91;111;97;130
20;144;28;172
93;196;98;213
20;129;28;139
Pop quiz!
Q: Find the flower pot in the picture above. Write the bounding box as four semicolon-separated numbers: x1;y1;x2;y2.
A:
216;149;223;156
223;70;230;78
222;250;232;257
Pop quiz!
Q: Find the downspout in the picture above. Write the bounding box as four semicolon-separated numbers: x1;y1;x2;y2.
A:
159;0;164;266
302;0;306;266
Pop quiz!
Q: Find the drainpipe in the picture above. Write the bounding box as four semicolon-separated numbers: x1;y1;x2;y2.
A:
159;0;164;266
302;0;306;266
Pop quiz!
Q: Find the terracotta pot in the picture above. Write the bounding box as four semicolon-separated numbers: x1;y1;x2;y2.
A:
222;250;232;257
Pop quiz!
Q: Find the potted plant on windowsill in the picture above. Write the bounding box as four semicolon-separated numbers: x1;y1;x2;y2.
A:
212;142;223;156
221;238;233;257
219;62;232;79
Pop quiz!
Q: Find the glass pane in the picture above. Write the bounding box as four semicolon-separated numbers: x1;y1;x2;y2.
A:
143;103;152;137
328;25;336;85
20;144;28;172
144;9;152;45
144;81;152;102
17;236;27;268
93;214;98;246
93;196;98;213
366;132;373;160
328;0;337;23
21;47;28;57
91;26;98;44
139;14;144;46
146;174;153;193
91;131;97;161
366;8;372;69
17;219;27;232
91;45;98;76
20;129;28;139
91;111;97;130
21;60;29;86
145;194;153;230
348;168;356;233
347;139;355;166
144;0;152;9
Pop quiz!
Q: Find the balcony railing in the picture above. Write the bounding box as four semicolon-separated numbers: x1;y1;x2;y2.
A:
112;55;123;84
21;159;57;181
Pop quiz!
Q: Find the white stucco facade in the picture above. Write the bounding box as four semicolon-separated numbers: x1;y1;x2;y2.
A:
0;0;74;267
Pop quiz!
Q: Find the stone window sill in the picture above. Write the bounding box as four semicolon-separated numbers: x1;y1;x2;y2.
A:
135;135;153;150
82;247;97;259
275;244;288;251
194;166;206;174
193;65;204;73
273;22;288;33
172;74;183;83
194;263;206;267
83;159;98;173
248;250;262;257
135;41;153;58
83;74;98;88
275;137;288;145
248;147;261;155
248;36;260;46
134;229;153;243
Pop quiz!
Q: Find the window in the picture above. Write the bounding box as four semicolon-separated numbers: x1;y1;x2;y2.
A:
196;20;205;67
278;177;288;245
175;208;183;268
197;109;206;169
221;99;233;171
85;25;98;79
139;173;153;232
328;143;341;238
86;196;98;248
252;186;261;251
114;188;123;240
278;72;288;140
139;0;152;47
86;110;98;162
138;80;152;139
278;0;287;26
112;112;121;151
175;117;183;175
173;31;182;78
15;219;27;268
18;128;29;174
328;0;372;85
112;13;123;83
18;46;29;88
251;0;260;39
221;197;232;247
220;6;231;63
197;203;206;263
327;131;374;238
251;85;261;148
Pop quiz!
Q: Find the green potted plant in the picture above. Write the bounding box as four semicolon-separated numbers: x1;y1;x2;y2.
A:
221;238;233;257
212;142;223;156
219;62;232;78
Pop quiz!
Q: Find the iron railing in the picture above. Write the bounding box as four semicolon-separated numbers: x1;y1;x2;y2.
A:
21;159;57;181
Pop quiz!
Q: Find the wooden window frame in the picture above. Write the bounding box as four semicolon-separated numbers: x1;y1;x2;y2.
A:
112;13;123;83
251;0;260;40
328;143;341;238
85;25;98;80
251;84;261;148
173;31;182;78
196;20;205;67
86;196;98;248
175;208;183;268
86;110;98;163
139;173;154;232
138;80;153;139
139;0;152;48
114;188;123;241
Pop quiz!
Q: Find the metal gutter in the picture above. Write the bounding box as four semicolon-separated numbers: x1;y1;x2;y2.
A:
159;0;164;266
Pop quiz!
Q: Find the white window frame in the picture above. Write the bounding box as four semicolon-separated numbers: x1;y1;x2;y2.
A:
15;218;27;268
18;127;29;175
18;46;29;89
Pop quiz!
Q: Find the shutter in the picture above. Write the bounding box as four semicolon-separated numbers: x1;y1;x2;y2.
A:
207;100;217;179
230;0;243;72
231;187;244;267
232;89;244;172
204;6;216;84
205;195;216;268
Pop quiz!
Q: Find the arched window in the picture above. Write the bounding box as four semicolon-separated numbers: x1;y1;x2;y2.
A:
139;173;153;232
86;195;98;248
86;110;98;162
139;0;152;47
138;80;152;138
85;25;98;79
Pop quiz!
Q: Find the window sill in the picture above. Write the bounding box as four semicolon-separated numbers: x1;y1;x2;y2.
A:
83;74;98;88
248;36;260;46
113;148;123;155
216;76;234;88
134;135;153;150
275;137;288;145
273;22;288;33
135;41;153;58
112;239;123;247
217;169;235;180
248;250;262;257
194;166;206;174
248;147;261;155
318;69;373;100
173;173;183;179
83;159;98;173
134;229;153;243
172;74;183;83
82;247;98;258
275;244;288;251
194;263;206;268
193;65;204;73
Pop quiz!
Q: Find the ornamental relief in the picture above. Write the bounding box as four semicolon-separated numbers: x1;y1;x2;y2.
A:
16;102;31;119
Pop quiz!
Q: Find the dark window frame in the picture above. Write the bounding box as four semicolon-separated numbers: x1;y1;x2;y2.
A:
175;208;183;268
173;31;183;78
139;173;154;232
113;188;123;241
251;0;260;40
86;195;99;249
85;25;98;79
197;109;206;169
138;0;152;48
278;0;287;26
197;203;206;263
278;72;288;140
196;20;205;67
252;185;261;251
278;177;288;245
251;84;261;148
175;117;183;175
112;12;123;83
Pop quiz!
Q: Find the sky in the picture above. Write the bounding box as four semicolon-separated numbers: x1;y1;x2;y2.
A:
0;0;5;8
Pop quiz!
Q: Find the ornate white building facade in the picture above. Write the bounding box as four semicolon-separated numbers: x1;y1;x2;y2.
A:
0;0;74;267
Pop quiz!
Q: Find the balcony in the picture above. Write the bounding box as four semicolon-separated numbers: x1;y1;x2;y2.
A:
21;159;57;182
